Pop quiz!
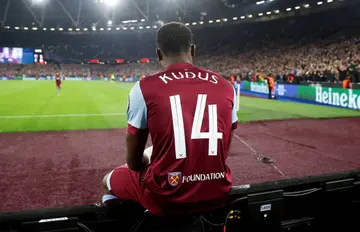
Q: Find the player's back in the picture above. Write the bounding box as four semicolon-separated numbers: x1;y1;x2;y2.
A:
140;63;236;214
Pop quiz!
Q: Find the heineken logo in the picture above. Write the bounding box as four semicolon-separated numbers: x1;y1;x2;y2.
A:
315;87;360;110
65;77;82;81
23;77;36;80
250;83;269;94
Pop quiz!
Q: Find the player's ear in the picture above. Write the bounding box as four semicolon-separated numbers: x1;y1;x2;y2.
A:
156;49;163;61
191;44;196;57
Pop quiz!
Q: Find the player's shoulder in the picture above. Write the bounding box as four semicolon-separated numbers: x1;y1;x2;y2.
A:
197;66;233;87
139;69;167;82
137;69;169;91
128;81;145;102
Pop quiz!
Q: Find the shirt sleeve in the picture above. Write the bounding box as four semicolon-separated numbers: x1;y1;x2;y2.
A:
127;81;148;134
232;86;238;130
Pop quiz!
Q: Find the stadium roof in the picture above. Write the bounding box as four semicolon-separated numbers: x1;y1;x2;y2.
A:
0;0;355;31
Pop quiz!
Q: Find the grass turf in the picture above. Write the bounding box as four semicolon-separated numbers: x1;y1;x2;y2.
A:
0;81;359;132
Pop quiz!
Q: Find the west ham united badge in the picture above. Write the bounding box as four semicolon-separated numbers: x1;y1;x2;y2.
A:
168;172;182;187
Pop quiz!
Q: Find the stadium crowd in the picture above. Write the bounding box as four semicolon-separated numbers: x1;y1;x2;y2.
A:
1;6;359;84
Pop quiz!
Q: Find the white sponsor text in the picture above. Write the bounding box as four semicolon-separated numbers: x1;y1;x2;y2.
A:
182;172;225;183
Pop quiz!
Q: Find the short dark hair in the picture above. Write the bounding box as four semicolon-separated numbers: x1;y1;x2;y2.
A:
156;22;193;56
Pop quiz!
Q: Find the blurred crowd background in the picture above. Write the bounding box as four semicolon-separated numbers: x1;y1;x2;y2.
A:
0;5;359;85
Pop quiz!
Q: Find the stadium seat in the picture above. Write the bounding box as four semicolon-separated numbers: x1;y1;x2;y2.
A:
102;186;243;232
104;186;241;214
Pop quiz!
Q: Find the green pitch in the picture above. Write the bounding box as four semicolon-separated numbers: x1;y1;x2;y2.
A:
0;81;359;133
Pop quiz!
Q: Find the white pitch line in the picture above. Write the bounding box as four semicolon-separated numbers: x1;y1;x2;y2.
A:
233;133;285;176
233;133;258;154
0;113;126;119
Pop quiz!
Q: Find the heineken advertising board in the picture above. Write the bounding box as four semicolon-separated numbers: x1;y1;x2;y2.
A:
241;81;360;110
22;77;37;80
250;82;269;94
314;87;360;110
242;82;299;98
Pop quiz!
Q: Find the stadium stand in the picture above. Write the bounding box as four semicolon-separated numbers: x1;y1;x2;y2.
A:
1;3;360;87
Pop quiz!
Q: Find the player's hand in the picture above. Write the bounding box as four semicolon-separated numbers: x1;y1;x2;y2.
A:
142;146;153;166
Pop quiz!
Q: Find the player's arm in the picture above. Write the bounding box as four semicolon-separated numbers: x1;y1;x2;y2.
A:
232;84;239;130
125;81;149;171
229;85;239;148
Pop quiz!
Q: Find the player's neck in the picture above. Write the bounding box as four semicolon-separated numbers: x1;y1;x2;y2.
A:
163;56;192;69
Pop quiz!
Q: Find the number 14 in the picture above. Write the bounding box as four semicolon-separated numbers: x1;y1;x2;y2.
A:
169;94;223;159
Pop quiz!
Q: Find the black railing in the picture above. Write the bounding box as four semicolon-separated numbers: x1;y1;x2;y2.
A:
1;169;359;232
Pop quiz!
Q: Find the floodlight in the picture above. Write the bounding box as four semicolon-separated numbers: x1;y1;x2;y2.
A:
209;20;213;23
274;10;280;13
32;0;47;5
317;1;323;5
32;27;38;30
304;4;310;8
295;6;300;9
146;26;150;28
116;27;120;30
327;0;333;2
286;8;291;11
192;22;197;25
223;18;227;22
215;19;221;22
256;1;265;5
141;19;145;22
139;26;143;29
108;20;112;25
15;27;20;30
248;14;253;18
76;28;80;31
101;0;118;6
24;27;29;30
258;13;263;16
240;16;245;19
59;28;64;31
100;28;104;31
68;28;73;31
266;11;271;15
233;17;238;20
199;21;204;24
84;28;88;31
185;23;190;25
